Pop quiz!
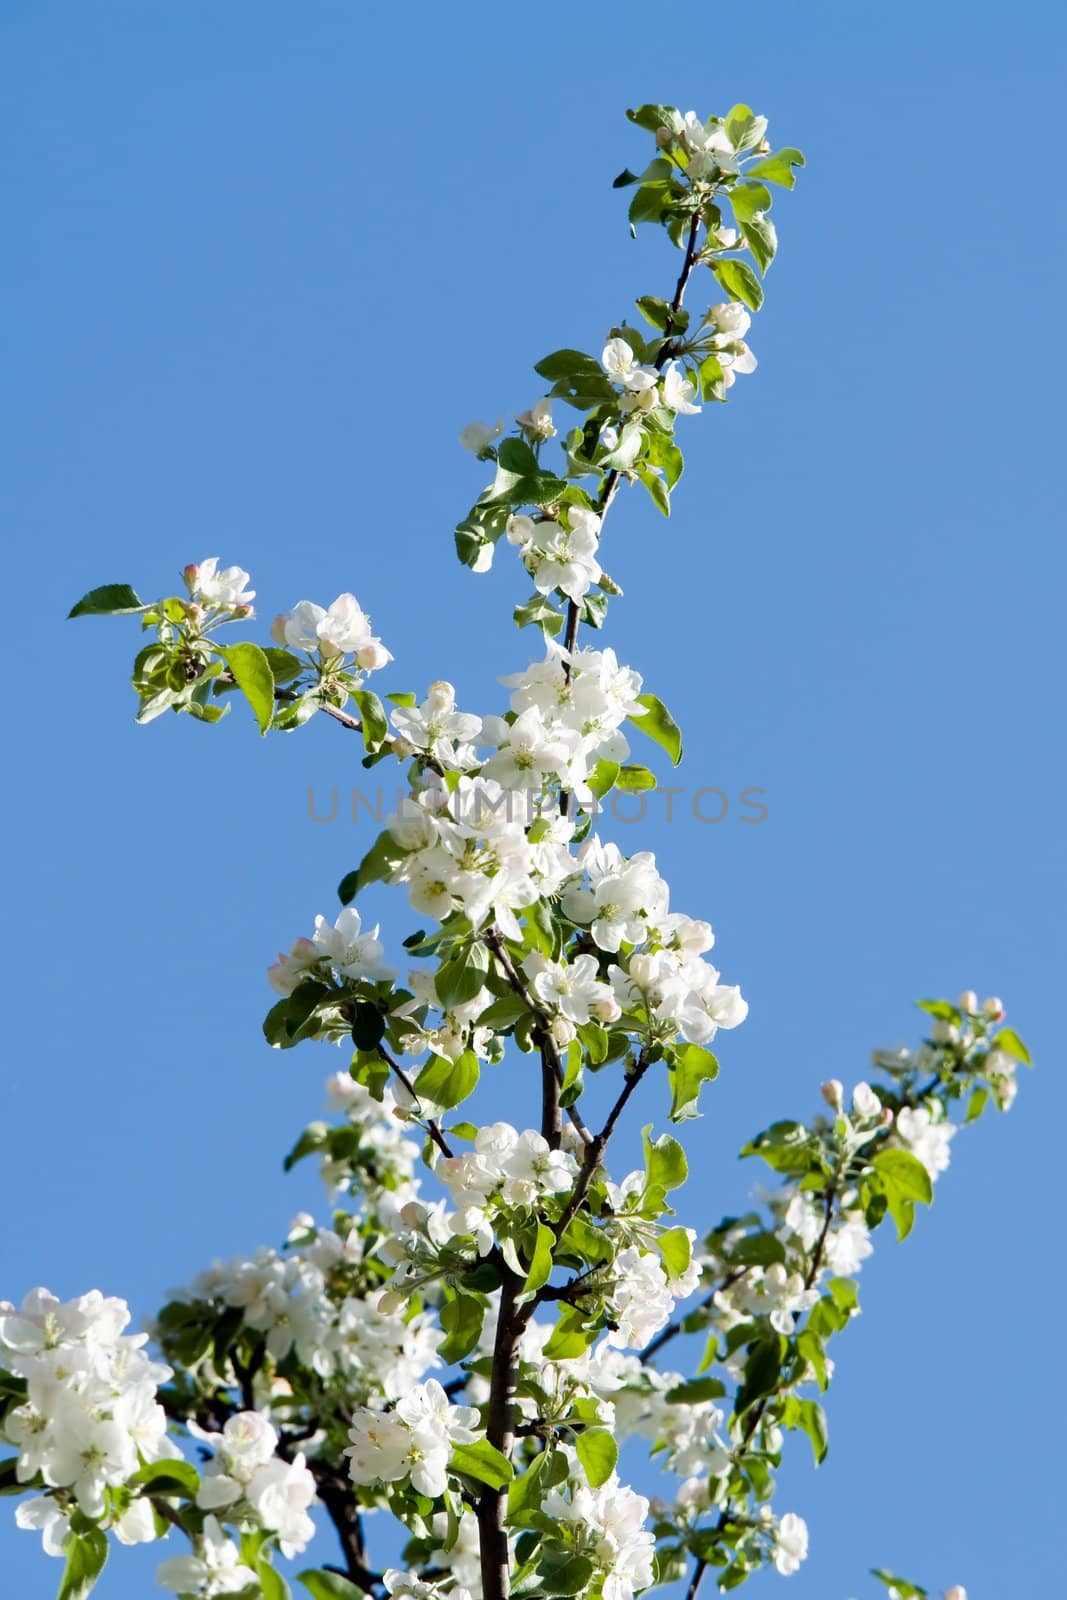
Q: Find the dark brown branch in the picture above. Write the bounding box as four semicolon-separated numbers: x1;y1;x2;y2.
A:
316;1471;384;1595
685;1556;709;1600
553;1051;654;1241
475;1269;522;1600
485;929;564;1150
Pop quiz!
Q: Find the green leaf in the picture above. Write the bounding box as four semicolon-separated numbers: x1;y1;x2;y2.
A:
870;1572;928;1600
68;583;147;618
746;146;806;189
575;1427;618;1488
436;943;490;1010
643;1127;688;1192
523;1222;555;1296
742;213;778;274
508;1450;568;1522
668;1043;719;1121
729;181;773;223
626;103;680;133
298;1575;366;1600
543;1304;597;1360
534;349;605;384
965;1085;989;1123
697;353;725;402
351;688;388;751
873;1148;933;1205
725;103;764;152
216;641;275;734
438;1292;486;1363
630;693;683;765
588;759;620;799
616;764;656;791
338;831;405;904
729;1232;785;1267
537;1553;595;1596
794;1397;829;1464
350;1000;386;1051
735;1334;783;1413
916;998;961;1023
658;1226;692;1279
635;463;671;516
58;1528;109;1600
515;593;565;637
262;647;304;686
259;1560;292;1600
710;257;764;311
130;1458;200;1497
636;294;672;331
415;1051;480;1109
450;1438;514;1490
993;1027;1031;1065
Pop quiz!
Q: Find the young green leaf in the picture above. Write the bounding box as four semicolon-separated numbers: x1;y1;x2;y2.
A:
630;693;683;765
58;1528;109;1600
68;583;147;618
450;1438;514;1490
575;1427;618;1488
216;641;275;734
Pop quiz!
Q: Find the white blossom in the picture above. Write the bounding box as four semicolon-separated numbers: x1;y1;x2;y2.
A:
192;557;255;609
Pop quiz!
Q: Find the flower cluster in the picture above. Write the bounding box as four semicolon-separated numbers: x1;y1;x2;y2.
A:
191;1411;316;1558
544;1476;656;1600
345;1379;480;1499
506;507;603;602
272;591;392;671
436;1122;580;1251
1;1288;175;1553
186;556;256;613
268;904;394;995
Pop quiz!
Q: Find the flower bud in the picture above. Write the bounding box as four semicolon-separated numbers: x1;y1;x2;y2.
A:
944;1589;967;1600
982;996;1005;1021
233;604;254;620
591;994;623;1025
356;640;392;672
550;1015;577;1048
958;989;978;1014
182;562;200;592
820;1079;844;1110
427;680;457;711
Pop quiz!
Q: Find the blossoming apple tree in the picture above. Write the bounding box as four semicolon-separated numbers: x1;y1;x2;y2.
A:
3;102;1027;1600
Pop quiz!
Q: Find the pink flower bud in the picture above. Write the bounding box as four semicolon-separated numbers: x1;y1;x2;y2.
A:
880;1106;894;1127
820;1079;844;1110
944;1588;968;1600
982;996;1005;1021
182;563;199;591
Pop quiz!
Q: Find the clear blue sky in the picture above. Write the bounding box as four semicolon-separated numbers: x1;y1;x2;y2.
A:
2;2;1064;1595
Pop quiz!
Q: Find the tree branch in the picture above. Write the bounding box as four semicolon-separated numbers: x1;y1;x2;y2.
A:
553;1051;654;1241
377;1044;455;1159
475;1269;522;1600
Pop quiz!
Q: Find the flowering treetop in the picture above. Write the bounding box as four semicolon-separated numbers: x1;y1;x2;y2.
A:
3;100;1026;1600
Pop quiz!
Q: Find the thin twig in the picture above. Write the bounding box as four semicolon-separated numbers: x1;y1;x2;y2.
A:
378;1044;455;1159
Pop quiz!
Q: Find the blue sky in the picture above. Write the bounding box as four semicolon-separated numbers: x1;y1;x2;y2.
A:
2;1;1064;1595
